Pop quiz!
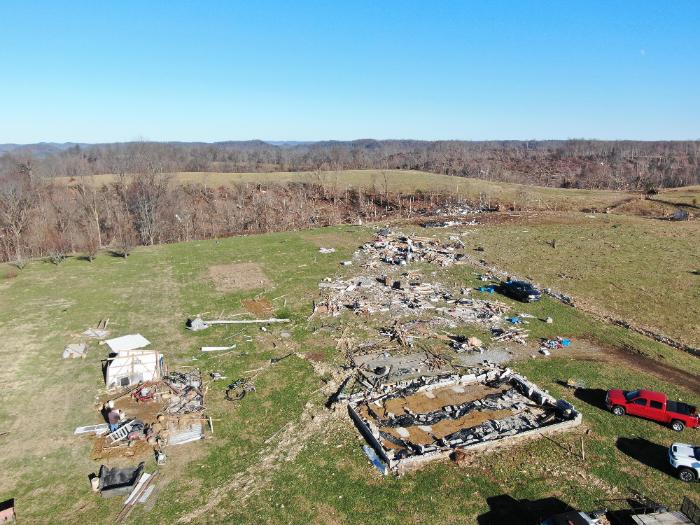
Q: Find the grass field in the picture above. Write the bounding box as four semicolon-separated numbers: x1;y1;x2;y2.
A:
59;169;634;211
657;185;700;206
0;222;698;524
460;212;700;347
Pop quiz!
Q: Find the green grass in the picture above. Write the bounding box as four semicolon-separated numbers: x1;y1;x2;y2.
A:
658;185;700;206
0;224;698;524
459;212;700;347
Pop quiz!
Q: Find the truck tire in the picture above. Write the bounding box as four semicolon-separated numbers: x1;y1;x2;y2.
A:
612;405;625;416
671;419;685;432
678;467;697;482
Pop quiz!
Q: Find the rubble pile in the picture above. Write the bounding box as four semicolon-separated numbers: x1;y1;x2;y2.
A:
163;370;205;415
313;230;579;474
347;366;582;473
316;275;488;319
358;231;467;268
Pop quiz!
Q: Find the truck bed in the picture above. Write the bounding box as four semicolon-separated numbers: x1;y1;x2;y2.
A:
667;401;697;416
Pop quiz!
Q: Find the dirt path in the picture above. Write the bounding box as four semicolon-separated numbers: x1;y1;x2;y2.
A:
607;345;700;396
567;339;700;396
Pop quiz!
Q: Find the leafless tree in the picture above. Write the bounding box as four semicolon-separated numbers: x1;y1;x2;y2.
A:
74;175;103;249
0;168;36;264
129;171;171;246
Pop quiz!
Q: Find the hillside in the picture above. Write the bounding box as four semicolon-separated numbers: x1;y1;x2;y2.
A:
0;223;698;523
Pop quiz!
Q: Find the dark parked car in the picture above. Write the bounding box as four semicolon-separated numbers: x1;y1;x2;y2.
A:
501;280;542;302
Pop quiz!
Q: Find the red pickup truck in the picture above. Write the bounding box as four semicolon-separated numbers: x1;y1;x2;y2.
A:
606;389;699;431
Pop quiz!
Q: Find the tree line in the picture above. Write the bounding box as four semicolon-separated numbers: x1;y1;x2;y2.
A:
0;156;469;265
2;139;699;190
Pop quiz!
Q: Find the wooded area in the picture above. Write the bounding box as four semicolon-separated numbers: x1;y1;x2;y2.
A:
1;139;698;264
2;139;699;189
0;162;460;264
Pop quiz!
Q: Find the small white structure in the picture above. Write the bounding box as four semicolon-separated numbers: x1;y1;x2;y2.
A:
105;349;164;388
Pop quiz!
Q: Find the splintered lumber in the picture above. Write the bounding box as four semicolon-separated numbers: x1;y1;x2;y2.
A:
115;471;160;523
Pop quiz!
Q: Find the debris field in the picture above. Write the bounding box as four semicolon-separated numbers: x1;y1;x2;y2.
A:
315;229;581;474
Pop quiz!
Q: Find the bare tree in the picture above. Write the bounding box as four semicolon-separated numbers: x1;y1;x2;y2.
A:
129;171;171;246
0;167;36;264
74;176;103;249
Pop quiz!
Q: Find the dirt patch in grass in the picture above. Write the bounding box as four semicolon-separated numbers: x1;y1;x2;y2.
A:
605;344;700;396
242;298;274;317
208;263;272;292
304;352;327;362
561;338;700;396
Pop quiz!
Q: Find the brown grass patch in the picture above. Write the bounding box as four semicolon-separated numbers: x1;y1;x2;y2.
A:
208;263;272;292
304;352;327;362
242;298;274;317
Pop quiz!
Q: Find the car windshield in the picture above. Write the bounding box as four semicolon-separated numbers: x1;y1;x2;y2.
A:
625;390;641;401
695;447;700;460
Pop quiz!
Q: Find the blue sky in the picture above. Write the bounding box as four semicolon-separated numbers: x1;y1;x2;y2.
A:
0;1;698;142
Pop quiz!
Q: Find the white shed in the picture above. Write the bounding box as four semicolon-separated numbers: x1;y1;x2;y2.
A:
105;349;164;388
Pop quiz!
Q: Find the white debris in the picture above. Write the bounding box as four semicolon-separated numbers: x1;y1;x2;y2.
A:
103;334;151;353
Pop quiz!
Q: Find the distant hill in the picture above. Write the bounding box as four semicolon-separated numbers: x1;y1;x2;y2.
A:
0;142;87;157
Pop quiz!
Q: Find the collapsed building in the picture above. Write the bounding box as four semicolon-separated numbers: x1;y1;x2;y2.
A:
339;366;581;475
317;229;580;474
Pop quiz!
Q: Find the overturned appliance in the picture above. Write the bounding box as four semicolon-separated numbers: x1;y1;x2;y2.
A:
346;366;581;474
95;462;145;498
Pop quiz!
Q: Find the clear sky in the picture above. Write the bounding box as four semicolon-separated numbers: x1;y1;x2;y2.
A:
0;1;698;143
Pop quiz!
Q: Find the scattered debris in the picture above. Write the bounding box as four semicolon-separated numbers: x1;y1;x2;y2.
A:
363;444;389;475
565;378;586;389
83;328;110;339
319;247;336;254
226;378;256;401
186;317;290;331
116;470;160;523
63;342;88;359
201;345;236;352
95;462;145;498
491;327;529;345
74;423;110;436
670;209;690;221
168;422;204;446
359;231;467;268
83;319;110;339
103;334;151;353
344;366;581;474
540;337;572;352
164;370;205;415
450;336;485;353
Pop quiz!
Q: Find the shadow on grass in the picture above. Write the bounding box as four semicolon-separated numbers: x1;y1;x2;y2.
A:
477;494;573;525
616;437;675;476
573;387;609;411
